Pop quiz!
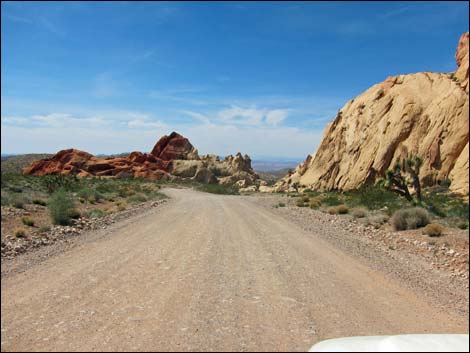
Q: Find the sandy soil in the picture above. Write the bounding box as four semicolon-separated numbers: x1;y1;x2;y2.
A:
1;188;468;351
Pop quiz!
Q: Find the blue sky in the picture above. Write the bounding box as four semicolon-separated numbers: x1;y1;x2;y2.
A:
1;1;468;159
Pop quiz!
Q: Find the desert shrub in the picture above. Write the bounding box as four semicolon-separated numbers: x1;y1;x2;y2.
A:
391;207;430;231
9;186;23;193
12;198;25;209
327;206;338;215
77;188;104;203
32;198;47;206
77;188;93;200
21;216;35;227
296;198;308;207
68;209;81;219
117;201;128;211
422;223;444;237
322;193;341;206
41;174;81;194
352;208;367;218
457;221;468;230
1;193;10;206
38;225;51;233
196;184;239;195
105;192;119;202
48;189;76;225
309;198;321;209
127;193;148;203
278;202;286;208
347;185;402;212
336;204;349;214
14;228;26;238
86;208;106;219
301;195;310;203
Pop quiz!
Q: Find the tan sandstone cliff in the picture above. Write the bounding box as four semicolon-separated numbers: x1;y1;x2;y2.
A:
272;32;469;195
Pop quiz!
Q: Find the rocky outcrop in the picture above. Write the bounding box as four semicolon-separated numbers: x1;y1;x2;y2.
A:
272;32;469;195
150;131;199;160
23;132;260;187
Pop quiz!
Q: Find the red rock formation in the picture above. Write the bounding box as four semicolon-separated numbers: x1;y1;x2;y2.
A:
150;131;198;160
23;131;259;186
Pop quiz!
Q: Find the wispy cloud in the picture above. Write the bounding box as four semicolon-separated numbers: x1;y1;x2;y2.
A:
217;105;290;127
38;16;65;37
182;110;213;126
380;6;410;19
3;13;33;24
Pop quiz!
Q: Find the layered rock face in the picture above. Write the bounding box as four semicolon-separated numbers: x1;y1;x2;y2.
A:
23;132;259;186
273;32;469;195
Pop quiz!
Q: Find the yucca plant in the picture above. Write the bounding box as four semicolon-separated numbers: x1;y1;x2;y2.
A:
378;155;423;204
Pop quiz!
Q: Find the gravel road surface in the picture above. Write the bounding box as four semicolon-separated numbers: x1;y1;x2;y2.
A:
1;189;468;351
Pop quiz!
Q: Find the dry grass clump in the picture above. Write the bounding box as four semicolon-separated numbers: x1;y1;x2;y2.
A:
14;228;26;238
329;204;349;214
21;216;35;227
309;198;322;209
352;208;366;218
116;200;128;211
422;223;444;237
391;207;430;230
336;204;349;214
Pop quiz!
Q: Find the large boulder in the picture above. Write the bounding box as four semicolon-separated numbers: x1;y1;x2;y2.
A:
272;32;469;195
150;131;199;161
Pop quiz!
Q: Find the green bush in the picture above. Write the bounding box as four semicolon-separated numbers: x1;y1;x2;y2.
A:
48;189;76;225
32;198;47;206
127;193;148;203
301;195;310;203
296;198;308;207
85;208;106;219
391;207;430;231
21;216;35;227
347;185;402;212
196;184;239;195
457;221;468;230
422;223;444;237
38;225;51;233
321;193;342;206
41;174;81;194
278;202;286;207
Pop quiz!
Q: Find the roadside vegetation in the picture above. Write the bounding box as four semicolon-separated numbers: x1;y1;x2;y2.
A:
1;171;240;239
1;172;168;238
290;182;468;233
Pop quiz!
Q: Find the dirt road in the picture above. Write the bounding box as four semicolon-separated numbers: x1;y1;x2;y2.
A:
1;189;468;351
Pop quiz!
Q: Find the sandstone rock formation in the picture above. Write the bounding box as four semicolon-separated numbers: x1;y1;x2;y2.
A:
23;132;260;187
272;32;469;195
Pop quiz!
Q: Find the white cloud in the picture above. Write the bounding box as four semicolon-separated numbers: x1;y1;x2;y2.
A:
218;105;266;125
182;110;212;126
265;109;288;126
127;117;166;129
217;105;290;127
